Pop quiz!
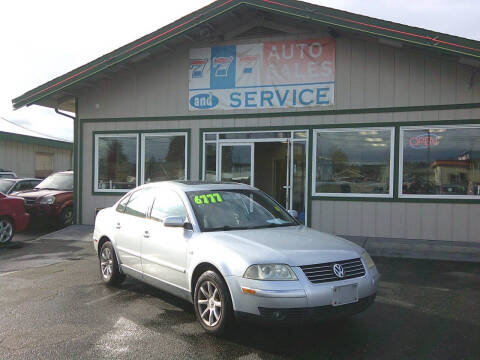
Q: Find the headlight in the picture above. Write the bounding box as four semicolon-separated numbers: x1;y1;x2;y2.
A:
40;195;55;205
243;264;298;281
361;251;375;269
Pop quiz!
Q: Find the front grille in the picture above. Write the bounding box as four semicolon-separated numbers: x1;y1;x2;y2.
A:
24;198;36;205
300;258;365;284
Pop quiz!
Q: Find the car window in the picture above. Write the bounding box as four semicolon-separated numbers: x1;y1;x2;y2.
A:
36;173;73;190
30;180;42;188
116;193;132;213
0;179;14;194
151;190;187;222
124;189;153;218
186;189;297;232
13;181;33;192
11;182;23;192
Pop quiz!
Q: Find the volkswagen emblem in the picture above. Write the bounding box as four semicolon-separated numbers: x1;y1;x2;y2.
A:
333;263;345;278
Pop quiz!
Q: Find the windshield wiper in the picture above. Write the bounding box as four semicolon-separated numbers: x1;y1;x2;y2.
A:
255;223;296;229
203;225;250;232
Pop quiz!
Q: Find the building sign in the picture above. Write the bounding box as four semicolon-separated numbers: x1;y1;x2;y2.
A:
188;39;335;111
409;133;439;149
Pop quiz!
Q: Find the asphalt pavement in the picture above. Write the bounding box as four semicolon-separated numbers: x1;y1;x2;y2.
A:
0;232;479;359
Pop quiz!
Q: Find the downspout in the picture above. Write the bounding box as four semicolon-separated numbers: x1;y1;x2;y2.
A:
55;108;75;121
54;105;78;224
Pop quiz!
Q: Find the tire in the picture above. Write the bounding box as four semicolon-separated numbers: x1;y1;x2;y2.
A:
0;217;14;244
99;241;125;286
193;270;233;335
59;206;73;228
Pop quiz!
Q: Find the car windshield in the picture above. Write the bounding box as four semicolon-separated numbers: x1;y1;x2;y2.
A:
0;179;14;194
36;173;73;191
186;189;298;232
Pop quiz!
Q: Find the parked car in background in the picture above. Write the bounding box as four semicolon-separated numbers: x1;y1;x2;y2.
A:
0;178;42;195
0;169;17;179
12;171;73;228
0;192;29;243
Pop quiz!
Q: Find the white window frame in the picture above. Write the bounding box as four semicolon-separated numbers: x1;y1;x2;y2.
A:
399;124;480;199
140;132;188;184
312;127;395;198
94;133;139;193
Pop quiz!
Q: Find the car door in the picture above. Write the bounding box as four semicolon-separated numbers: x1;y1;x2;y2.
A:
141;189;190;289
114;189;153;273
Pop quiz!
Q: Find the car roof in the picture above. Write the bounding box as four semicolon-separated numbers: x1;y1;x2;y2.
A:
141;181;254;192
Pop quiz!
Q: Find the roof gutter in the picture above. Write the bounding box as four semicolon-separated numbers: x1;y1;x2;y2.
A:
55;108;75;121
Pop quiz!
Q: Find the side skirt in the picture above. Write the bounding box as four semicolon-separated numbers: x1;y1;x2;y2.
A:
120;265;193;303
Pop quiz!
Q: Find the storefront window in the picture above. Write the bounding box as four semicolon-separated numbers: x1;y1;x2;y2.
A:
401;126;480;197
143;134;186;183
96;135;137;191
314;128;393;196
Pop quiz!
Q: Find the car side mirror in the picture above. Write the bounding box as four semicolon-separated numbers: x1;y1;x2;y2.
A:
163;216;185;227
288;209;298;219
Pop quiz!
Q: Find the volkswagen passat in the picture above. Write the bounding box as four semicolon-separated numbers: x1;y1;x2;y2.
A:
93;182;379;335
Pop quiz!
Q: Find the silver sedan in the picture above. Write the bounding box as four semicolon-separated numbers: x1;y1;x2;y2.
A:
93;181;379;335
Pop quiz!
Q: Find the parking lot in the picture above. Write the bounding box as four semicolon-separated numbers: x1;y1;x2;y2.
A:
0;231;479;360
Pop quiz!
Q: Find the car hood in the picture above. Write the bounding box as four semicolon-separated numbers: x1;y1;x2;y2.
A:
10;189;71;198
203;226;363;267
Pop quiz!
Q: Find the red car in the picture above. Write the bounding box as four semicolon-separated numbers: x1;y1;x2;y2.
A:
0;192;29;243
12;171;74;228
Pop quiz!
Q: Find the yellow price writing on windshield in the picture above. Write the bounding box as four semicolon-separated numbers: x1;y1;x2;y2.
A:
194;193;223;204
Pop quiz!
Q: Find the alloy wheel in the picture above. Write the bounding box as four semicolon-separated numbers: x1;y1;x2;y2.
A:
0;219;13;243
197;281;222;327
63;208;73;226
100;247;113;280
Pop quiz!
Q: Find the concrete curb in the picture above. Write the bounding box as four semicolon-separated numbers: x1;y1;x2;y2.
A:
344;235;480;263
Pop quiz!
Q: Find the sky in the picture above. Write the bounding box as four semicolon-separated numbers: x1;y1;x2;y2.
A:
1;0;479;142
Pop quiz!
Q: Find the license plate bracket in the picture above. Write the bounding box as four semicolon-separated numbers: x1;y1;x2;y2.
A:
332;284;358;306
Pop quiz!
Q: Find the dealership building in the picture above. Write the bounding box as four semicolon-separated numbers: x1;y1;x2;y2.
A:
13;0;480;248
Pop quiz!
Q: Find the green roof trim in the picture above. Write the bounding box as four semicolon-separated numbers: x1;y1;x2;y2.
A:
0;131;73;150
12;0;480;110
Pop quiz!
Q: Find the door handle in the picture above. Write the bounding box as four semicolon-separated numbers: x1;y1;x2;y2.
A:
116;223;121;229
143;231;150;238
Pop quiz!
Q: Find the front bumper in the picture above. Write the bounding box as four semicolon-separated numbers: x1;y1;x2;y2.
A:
25;204;61;219
226;264;380;322
236;293;376;323
14;213;30;232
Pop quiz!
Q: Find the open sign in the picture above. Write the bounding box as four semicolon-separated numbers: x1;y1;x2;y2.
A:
409;133;439;149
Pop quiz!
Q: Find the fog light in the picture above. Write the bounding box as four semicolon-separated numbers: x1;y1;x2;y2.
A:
272;311;286;321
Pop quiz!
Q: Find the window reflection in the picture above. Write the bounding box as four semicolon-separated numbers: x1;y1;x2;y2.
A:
315;129;392;195
402;127;480;196
144;135;186;183
98;136;137;190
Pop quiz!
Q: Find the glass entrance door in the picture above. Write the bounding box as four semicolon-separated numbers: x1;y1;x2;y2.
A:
203;130;308;224
219;144;253;185
289;140;307;224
